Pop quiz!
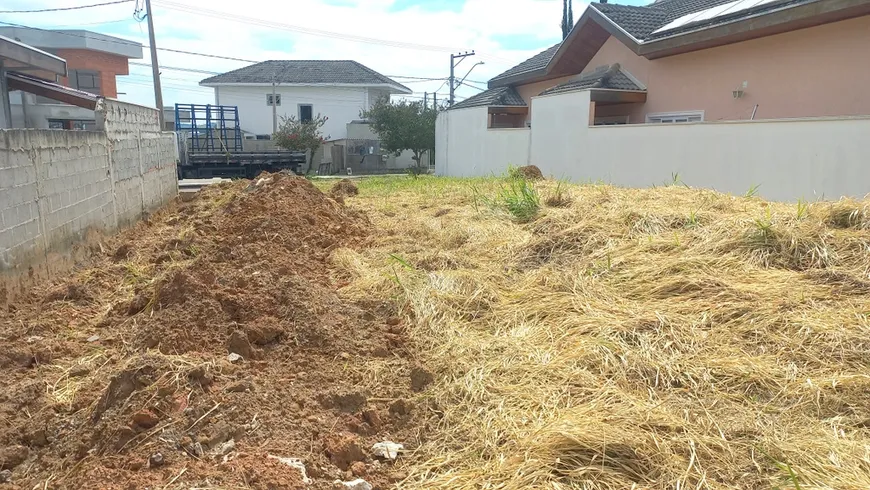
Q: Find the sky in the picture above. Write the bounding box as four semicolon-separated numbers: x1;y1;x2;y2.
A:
1;0;646;109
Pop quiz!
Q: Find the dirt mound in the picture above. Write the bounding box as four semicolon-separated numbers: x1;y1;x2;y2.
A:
330;179;360;200
514;165;544;180
0;172;425;489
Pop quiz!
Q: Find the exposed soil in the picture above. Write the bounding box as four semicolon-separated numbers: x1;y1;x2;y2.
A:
514;165;544;180
0;172;427;489
330;179;360;201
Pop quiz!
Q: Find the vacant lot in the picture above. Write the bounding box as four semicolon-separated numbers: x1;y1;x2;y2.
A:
329;175;870;490
2;173;870;489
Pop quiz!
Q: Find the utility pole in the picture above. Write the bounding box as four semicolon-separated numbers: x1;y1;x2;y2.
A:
271;77;278;134
433;92;437;110
449;51;475;107
423;92;428;108
144;0;164;129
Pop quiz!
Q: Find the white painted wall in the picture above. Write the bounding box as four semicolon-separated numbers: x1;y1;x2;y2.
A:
216;85;373;140
435;107;530;177
436;90;870;201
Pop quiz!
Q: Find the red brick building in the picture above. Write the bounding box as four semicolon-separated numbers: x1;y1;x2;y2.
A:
0;28;142;129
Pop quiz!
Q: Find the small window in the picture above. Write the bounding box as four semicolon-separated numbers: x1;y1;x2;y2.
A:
299;104;313;123
266;94;281;106
646;111;704;124
594;115;630;126
71;70;101;95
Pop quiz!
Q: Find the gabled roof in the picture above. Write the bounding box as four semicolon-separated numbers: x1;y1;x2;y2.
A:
489;0;868;88
450;86;526;110
200;60;412;94
489;44;560;85
594;0;806;40
538;63;645;96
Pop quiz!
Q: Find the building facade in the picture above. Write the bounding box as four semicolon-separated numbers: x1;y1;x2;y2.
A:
200;60;411;140
0;28;142;129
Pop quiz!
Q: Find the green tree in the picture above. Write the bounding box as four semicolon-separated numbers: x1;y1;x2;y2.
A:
561;0;573;39
273;114;329;156
361;98;436;168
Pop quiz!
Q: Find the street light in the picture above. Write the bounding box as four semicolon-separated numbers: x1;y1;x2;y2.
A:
457;61;485;90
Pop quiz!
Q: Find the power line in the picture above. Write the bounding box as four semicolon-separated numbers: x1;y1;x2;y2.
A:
0;21;260;62
129;62;220;75
1;21;492;93
31;18;135;28
152;1;514;64
0;0;133;14
153;0;463;54
457;81;485;92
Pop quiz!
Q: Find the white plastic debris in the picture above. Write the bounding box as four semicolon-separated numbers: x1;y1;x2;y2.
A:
371;441;403;460
267;455;312;484
335;479;372;490
218;439;235;456
86;335;100;342
227;353;243;363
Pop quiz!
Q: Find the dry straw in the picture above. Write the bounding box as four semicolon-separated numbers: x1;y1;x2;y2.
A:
333;177;870;490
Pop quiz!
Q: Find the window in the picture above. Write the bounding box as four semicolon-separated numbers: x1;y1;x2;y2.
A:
266;94;281;106
594;115;630;126
48;119;96;130
646;111;704;124
299;104;313;123
70;70;101;95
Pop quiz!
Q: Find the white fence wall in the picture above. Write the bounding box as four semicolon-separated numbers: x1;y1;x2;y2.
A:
436;107;530;177
436;90;870;201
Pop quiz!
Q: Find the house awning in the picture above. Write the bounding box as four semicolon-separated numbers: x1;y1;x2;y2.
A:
0;35;66;75
7;71;99;110
539;63;648;105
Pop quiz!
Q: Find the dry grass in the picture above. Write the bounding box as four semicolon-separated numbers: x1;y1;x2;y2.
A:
327;175;870;490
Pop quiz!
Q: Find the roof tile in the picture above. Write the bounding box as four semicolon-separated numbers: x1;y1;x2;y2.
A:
489;44;560;84
449;86;526;110
538;64;645;96
201;60;411;93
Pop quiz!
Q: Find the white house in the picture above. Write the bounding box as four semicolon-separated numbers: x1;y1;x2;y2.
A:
200;60;412;140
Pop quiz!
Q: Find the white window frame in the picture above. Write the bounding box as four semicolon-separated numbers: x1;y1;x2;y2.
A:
645;111;704;124
266;94;281;106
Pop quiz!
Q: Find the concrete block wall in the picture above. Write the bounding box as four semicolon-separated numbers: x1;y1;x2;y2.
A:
0;99;177;291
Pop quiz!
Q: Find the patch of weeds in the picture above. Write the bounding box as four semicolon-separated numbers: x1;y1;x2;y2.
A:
758;448;802;490
506;164;522;180
750;209;775;244
744;210;832;270
795;199;809;221
544;179;572;208
485;178;541;222
684;209;701;229
744;183;761;198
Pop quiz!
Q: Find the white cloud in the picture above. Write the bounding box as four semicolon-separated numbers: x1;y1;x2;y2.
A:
5;0;581;107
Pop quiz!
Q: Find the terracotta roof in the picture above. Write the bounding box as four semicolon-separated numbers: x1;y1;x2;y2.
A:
538;64;645;95
449;86;526;110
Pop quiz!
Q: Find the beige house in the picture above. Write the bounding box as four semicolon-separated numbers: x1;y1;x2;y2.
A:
453;0;870;125
437;0;870;201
